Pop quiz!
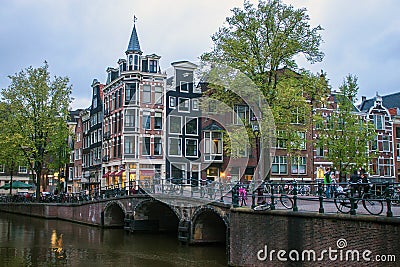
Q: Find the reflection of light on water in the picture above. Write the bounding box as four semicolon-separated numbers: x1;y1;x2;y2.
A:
50;230;65;259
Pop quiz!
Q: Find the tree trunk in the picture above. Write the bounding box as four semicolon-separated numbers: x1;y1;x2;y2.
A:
35;162;42;203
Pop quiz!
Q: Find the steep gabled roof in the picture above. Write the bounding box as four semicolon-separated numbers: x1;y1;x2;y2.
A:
359;92;400;112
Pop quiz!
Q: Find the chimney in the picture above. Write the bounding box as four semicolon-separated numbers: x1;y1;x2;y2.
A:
361;96;366;102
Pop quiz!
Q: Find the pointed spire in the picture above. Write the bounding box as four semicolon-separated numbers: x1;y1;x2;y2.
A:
126;16;142;54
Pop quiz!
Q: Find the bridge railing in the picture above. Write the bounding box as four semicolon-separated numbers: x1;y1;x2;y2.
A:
1;179;399;217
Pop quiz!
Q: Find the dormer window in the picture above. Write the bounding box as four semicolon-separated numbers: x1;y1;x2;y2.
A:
149;60;157;73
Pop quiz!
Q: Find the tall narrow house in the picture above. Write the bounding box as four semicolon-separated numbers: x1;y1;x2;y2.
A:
102;21;166;188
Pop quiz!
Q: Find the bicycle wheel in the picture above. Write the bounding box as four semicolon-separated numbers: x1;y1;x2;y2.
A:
280;195;293;209
363;194;384;215
392;193;400;205
334;193;351;214
253;203;271;211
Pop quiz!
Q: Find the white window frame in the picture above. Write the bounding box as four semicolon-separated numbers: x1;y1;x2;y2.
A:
192;99;199;111
169;96;176;109
178;97;190;112
19;166;28;174
180;81;189;92
185;117;198;136
271;156;288;175
185;138;198;157
168;137;182;157
169;115;182;135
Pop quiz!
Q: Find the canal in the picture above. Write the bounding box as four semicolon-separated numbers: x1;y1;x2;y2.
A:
0;212;227;266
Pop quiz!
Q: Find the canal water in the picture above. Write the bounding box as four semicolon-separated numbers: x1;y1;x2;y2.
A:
0;212;227;267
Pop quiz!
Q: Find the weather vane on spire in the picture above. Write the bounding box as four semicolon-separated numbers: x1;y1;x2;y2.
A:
134;15;137;25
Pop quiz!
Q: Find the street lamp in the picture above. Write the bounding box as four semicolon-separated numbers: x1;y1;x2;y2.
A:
251;116;261;175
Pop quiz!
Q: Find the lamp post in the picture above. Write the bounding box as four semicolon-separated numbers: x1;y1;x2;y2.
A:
251;116;262;205
251;116;261;179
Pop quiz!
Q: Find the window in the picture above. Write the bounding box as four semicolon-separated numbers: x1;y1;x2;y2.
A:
125;83;137;104
382;135;390;152
19;166;28;174
373;115;384;130
171;163;185;180
169;138;182;156
204;131;223;161
142;137;151;156
155;86;163;104
124;136;136;155
378;158;393;176
298;132;306;150
180;81;189;92
125;109;137;128
154;137;162;155
397;143;400;161
371;136;378;151
93;97;97;109
169;96;176;108
291;107;305;124
134;55;139;70
234;105;251;124
396;127;400;139
192;99;199;110
169;116;182;134
142;111;151;130
149;60;158;73
315;145;324;157
154;112;162;130
186;139;198;157
178;98;189;112
143;85;151;104
275;130;287;149
291;156;306;174
185;117;198;135
271;156;287;174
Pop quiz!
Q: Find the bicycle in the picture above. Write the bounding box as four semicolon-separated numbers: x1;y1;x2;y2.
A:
253;194;293;210
334;182;384;215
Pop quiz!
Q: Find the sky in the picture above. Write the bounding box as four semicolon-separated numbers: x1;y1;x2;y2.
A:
0;0;399;109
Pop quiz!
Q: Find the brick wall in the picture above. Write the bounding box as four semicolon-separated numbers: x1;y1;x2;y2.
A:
230;209;400;267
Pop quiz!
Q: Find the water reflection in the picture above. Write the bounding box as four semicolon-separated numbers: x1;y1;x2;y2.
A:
0;212;227;266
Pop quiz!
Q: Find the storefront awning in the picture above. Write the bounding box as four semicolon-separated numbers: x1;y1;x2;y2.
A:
115;170;125;176
109;171;116;177
102;172;110;178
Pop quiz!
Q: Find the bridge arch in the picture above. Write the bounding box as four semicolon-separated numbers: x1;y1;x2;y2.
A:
102;200;126;228
132;199;180;233
191;205;228;244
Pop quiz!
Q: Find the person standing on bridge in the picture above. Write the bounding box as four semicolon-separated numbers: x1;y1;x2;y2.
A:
324;167;332;198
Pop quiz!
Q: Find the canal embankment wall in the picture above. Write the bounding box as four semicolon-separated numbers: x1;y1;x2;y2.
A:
0;202;103;226
229;208;400;266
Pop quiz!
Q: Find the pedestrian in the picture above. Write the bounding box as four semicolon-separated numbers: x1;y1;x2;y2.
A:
239;185;247;207
324;167;332;198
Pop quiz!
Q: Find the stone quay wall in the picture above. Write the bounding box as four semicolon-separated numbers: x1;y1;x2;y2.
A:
229;209;400;267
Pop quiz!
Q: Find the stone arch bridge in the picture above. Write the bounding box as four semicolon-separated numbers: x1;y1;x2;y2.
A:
0;195;231;245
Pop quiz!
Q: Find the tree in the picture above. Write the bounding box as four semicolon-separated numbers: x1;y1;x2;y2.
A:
0;102;27;195
0;63;72;201
202;0;324;102
316;75;376;180
201;0;328;156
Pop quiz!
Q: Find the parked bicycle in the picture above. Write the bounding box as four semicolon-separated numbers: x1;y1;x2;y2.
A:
253;194;293;210
334;182;384;215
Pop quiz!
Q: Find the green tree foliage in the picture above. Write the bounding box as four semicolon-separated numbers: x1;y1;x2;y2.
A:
0;63;72;200
201;0;329;156
0;102;27;194
316;75;376;178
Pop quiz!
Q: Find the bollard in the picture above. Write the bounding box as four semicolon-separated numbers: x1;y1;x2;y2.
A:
251;191;256;209
350;186;356;215
232;184;239;208
270;182;275;210
318;182;324;213
292;181;298;212
385;182;393;217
